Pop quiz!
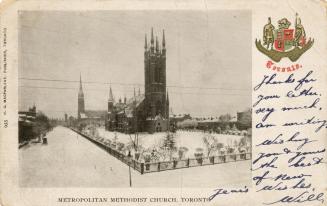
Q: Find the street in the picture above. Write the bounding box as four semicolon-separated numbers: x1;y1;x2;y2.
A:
19;126;251;188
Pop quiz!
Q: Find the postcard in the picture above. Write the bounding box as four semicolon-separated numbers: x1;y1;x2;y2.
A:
0;0;326;205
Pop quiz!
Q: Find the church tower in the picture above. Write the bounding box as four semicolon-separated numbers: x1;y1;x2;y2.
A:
77;74;85;119
144;28;168;119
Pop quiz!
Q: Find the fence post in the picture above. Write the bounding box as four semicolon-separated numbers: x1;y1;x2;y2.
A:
140;163;144;174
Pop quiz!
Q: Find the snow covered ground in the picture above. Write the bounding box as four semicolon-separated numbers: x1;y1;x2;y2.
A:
19;126;251;188
96;127;248;159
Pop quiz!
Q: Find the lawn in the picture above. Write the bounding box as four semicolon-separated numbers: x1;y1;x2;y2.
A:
91;127;251;162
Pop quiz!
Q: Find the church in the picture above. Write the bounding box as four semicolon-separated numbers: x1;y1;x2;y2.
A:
105;28;170;134
77;75;107;125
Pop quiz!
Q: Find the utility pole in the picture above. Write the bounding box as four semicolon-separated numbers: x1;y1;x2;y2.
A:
133;88;138;153
128;151;132;187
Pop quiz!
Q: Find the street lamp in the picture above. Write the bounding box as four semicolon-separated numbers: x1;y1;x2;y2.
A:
128;150;132;187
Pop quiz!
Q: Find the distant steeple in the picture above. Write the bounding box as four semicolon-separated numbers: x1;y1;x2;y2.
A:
78;73;85;119
79;73;82;89
108;85;114;102
78;73;84;97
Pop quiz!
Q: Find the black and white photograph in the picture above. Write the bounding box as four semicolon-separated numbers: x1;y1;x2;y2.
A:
18;10;252;188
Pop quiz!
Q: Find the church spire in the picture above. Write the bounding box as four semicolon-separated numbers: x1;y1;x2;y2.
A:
144;34;147;49
78;73;85;119
162;29;166;48
108;85;114;102
166;91;169;119
79;73;82;89
150;28;154;53
78;73;84;96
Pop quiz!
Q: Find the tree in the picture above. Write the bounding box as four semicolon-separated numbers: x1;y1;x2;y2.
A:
33;112;52;140
161;133;177;160
116;142;125;151
219;113;232;122
112;132;118;148
203;134;218;157
178;147;189;160
238;108;252;129
194;148;204;164
216;143;224;154
216;126;222;134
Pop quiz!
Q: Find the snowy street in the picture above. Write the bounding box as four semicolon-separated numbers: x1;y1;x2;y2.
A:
19;126;251;188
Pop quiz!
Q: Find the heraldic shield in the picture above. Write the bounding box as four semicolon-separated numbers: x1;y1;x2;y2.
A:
256;13;314;62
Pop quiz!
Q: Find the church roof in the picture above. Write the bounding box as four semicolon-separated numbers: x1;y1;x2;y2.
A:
83;110;107;119
114;94;145;118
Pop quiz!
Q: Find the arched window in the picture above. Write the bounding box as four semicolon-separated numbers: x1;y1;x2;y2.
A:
155;66;160;83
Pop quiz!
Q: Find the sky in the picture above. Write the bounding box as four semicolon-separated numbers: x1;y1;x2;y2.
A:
19;10;251;119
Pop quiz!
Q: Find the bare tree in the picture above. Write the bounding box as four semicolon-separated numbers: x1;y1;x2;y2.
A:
203;134;218;157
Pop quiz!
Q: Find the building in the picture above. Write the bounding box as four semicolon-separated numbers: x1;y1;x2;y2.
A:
237;109;252;130
77;74;107;126
18;105;37;143
106;28;169;134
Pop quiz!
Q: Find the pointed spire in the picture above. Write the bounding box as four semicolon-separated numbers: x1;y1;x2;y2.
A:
151;27;154;44
162;29;166;48
144;34;147;49
166;91;169;104
79;73;82;90
108;85;114;102
78;73;84;96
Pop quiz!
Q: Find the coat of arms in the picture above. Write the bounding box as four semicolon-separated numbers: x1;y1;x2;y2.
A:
255;13;314;62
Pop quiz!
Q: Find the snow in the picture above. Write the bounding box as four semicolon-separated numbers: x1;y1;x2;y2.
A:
19;126;251;188
96;127;247;158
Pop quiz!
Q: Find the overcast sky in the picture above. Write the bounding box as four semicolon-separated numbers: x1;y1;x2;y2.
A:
19;10;251;119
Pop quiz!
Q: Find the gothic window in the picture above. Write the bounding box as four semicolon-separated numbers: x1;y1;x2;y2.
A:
155;66;160;83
